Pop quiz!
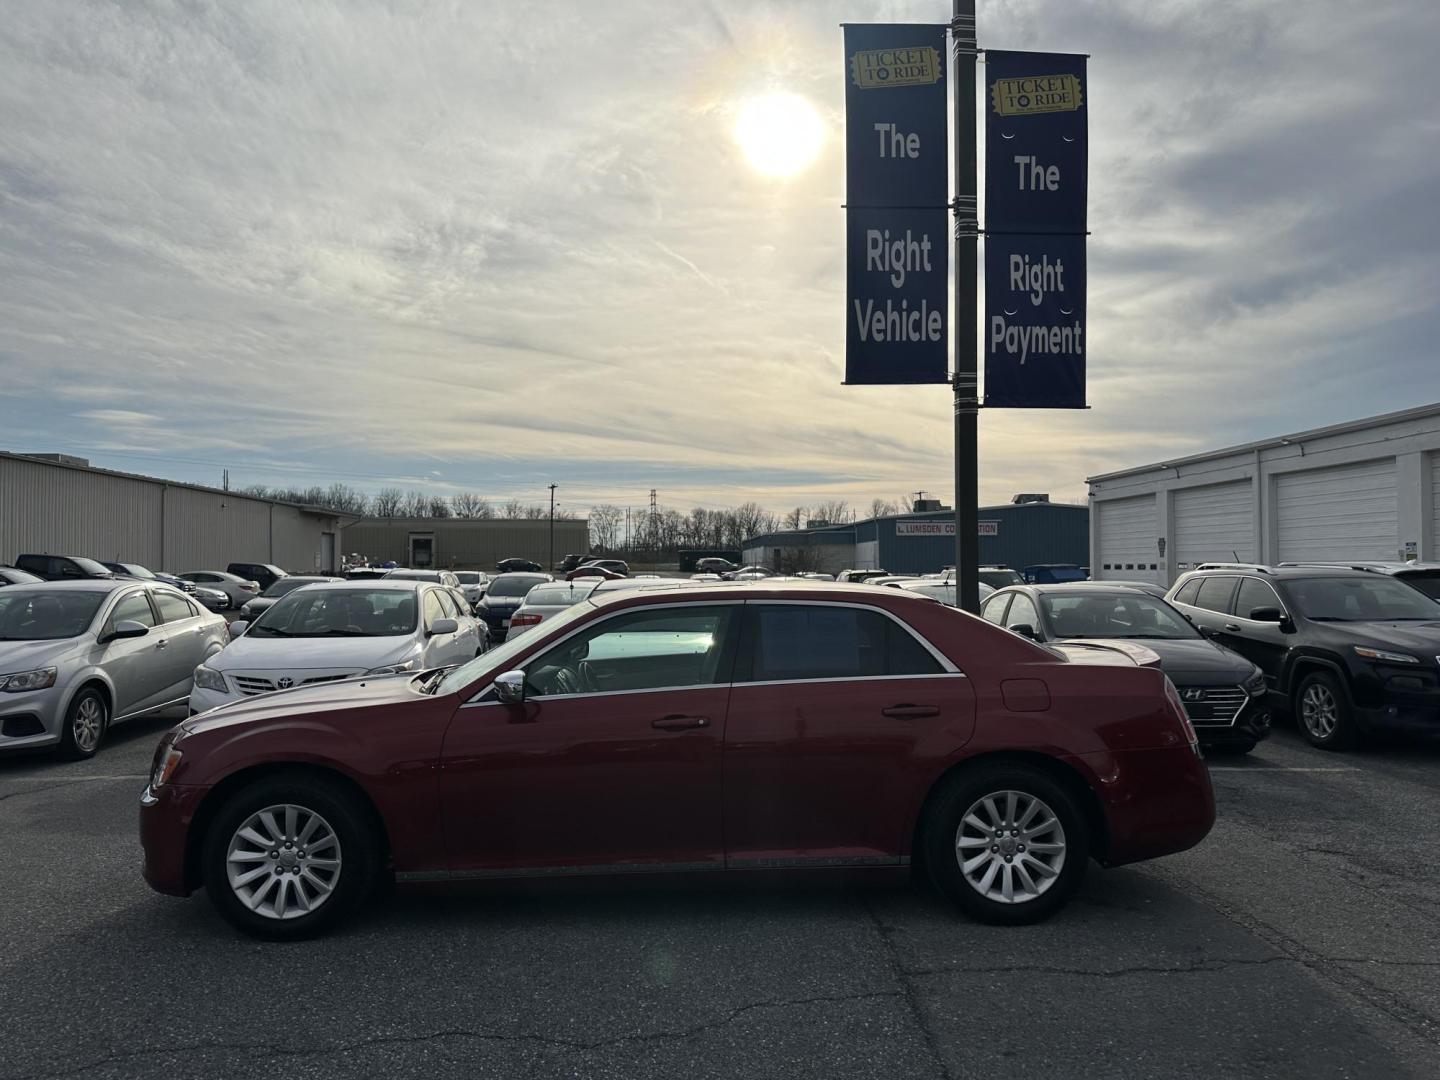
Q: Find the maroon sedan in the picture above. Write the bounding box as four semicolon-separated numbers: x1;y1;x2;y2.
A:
140;582;1214;939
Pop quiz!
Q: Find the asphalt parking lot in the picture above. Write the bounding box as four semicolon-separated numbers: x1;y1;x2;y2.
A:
2;719;1438;1080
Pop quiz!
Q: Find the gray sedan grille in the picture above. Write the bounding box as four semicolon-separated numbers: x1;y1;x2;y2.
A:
232;673;359;696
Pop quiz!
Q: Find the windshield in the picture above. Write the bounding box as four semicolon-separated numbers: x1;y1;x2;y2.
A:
1398;571;1440;601
1041;593;1200;640
979;569;1024;588
1287;576;1440;621
262;577;319;598
386;570;437;582
71;557;112;576
109;563;155;579
436;598;595;696
248;588;418;637
0;590;108;640
525;582;599;606
487;575;549;598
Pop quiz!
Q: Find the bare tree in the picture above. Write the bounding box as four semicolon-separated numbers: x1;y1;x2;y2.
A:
782;506;807;531
427;495;451;518
450;492;490;518
323;482;369;515
372;487;403;517
401;490;429;517
500;498;525;520
869;498;898;520
812;500;851;525
589;504;622;551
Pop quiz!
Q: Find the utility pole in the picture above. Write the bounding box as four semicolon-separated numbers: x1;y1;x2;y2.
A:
548;483;557;570
649;489;658;555
951;0;981;613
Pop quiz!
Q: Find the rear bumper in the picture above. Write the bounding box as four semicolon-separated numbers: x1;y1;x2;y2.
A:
1080;745;1215;867
140;783;205;896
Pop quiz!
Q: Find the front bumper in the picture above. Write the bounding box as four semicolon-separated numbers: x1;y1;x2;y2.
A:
0;685;65;750
189;685;240;715
140;783;205;896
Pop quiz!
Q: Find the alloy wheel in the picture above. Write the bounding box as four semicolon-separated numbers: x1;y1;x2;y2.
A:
1301;684;1338;740
72;696;104;753
955;790;1067;904
226;804;343;920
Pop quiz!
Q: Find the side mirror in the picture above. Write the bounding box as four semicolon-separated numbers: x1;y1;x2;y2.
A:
1196;624;1217;638
1248;606;1283;623
429;617;458;637
227;620;249;638
495;670;526;705
105;619;150;643
1009;623;1040;641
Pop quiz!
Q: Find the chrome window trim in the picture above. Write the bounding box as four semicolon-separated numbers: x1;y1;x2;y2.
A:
1233;576;1292;623
734;672;967;690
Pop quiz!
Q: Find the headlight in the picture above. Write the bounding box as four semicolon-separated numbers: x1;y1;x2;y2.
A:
365;659;419;675
150;738;184;789
1243;670;1267;696
1354;646;1419;665
0;667;57;693
193;664;228;692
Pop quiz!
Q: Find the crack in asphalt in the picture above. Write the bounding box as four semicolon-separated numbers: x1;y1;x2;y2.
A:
6;989;904;1080
863;898;955;1080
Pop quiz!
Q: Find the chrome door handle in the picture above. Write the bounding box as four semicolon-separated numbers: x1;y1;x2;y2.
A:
651;715;709;731
155;639;168;649
1223;624;1240;632
882;704;940;719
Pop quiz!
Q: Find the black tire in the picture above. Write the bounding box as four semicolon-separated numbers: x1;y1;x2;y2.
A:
923;764;1090;926
58;686;108;760
1294;671;1358;751
201;775;380;940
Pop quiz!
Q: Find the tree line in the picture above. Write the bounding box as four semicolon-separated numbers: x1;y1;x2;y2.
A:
237;482;573;521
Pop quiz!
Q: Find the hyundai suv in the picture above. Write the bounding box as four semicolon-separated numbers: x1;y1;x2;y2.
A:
1167;565;1440;749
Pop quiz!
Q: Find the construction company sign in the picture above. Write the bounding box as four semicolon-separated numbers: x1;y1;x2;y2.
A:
896;520;1000;537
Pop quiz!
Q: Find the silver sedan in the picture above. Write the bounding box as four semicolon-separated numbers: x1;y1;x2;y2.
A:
0;580;228;759
505;578;600;637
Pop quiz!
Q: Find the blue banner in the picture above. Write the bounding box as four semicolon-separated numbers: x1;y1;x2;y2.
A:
984;50;1088;408
984;50;1087;234
984;233;1086;408
844;23;949;385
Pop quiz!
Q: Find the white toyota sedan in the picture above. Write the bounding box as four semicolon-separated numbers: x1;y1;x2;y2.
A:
189;580;483;712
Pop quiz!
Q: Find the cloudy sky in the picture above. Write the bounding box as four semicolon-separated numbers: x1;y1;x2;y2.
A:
2;0;1437;518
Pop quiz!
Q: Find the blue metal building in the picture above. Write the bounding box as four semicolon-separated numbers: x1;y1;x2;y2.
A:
742;499;1089;575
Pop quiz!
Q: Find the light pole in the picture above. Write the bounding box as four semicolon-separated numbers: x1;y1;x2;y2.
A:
548;483;557;570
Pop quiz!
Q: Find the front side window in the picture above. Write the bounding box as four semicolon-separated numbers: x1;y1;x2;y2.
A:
107;592;157;632
422;590;448;629
743;604;941;683
1005;594;1041;632
981;594;1011;624
1234;578;1283;621
0;590;108;640
1194;576;1238;614
1285;576;1440;621
526;605;736;696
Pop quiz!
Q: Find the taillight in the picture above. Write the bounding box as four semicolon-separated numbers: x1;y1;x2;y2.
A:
510;613;542;628
1163;677;1199;747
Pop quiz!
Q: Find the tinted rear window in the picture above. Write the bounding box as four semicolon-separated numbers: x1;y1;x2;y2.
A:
489;575;549;597
1399;571;1440;600
1195;576;1238;614
744;605;941;682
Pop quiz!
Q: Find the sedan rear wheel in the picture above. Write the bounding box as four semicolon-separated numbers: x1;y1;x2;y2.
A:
202;777;379;940
924;764;1089;925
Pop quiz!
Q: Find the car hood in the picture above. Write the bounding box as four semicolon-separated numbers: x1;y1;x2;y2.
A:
0;637;84;669
182;672;421;735
1339;620;1440;653
1049;640;1163;668
208;633;416;671
1054;635;1254;683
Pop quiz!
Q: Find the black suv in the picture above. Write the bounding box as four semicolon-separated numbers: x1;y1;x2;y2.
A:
982;583;1270;753
14;554;114;581
1167;565;1440;749
227;562;287;591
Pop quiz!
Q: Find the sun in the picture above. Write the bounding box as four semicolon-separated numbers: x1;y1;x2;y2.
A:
734;92;825;178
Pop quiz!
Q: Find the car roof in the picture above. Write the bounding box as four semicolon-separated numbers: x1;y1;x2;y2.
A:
1181;565;1378;580
587;579;939;608
282;579;432;591
0;578;168;595
999;583;1160;595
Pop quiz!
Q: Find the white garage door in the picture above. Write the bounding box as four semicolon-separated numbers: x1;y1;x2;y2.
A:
1096;495;1160;582
1275;459;1398;562
1173;481;1254;570
1432;453;1440;554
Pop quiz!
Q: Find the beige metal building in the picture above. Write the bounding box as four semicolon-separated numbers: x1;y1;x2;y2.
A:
1;452;354;573
340;516;590;570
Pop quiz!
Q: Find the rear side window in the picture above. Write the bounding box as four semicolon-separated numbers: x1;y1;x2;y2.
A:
16;555;49;575
1195;576;1239;614
744;605;941;682
153;592;194;624
1172;578;1201;606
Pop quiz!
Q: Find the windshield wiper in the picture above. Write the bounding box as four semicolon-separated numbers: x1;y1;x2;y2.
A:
312;628;373;637
250;626;292;636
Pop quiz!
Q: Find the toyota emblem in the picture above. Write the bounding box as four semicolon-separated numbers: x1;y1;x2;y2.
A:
1181;688;1205;703
277;677;294;690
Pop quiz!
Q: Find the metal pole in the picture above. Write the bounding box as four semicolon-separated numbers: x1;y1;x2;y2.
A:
548;483;557;570
951;0;980;612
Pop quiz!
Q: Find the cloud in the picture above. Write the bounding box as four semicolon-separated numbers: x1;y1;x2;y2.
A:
1;0;1437;514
